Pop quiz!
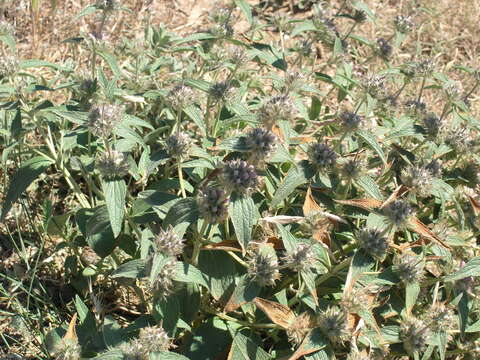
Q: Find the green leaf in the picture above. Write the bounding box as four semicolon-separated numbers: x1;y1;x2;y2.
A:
184;318;232;360
198;251;238;301
93;350;123;360
163;198;199;238
355;175;383;200
173;261;209;288
229;194;257;254
405;282;420;314
102;179;126;238
184;105;206;135
1;156;53;221
226;274;261;312
74;4;97;20
234;0;253;24
229;332;272;360
111;259;147;279
271;160;315;208
0;34;16;50
275;224;299;252
444;257;480;282
85;206;117;258
356;130;387;165
309;96;321;120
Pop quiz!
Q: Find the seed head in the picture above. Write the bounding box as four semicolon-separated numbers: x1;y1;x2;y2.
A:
308;142;337;168
361;74;387;98
346;351;371;360
227;45;247;65
0;55;18;78
248;251;280;286
154;226;184;256
375;38;392;59
209;81;234;102
245;128;278;161
165;132;191;160
413;58;435;77
52;338;81;360
87;103;124;138
425;304;455;333
404;99;427;117
78;77;98;98
443;80;462;101
209;23;234;38
119;339;144;360
425;159;442;177
399;318;430;356
356;228;389;261
152;258;177;299
339;159;364;181
394;254;424;284
138;325;171;353
283;70;306;93
317;306;349;344
400;165;434;197
258;95;295;128
312;17;339;47
283;242;316;272
287;312;314;345
352;9;367;23
339;111;363;132
443;127;474;153
167;85;195;110
294;39;313;57
380;200;413;228
422;113;442;138
222;159;259;194
460;162;480;188
197;187;229;224
96;151;129;179
394;15;414;33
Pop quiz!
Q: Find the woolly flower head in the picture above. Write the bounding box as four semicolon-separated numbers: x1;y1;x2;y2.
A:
151;258;177;299
375;38;392;59
258;95;295;129
361;73;387;98
339;111;363;132
339;159;364;181
394;15;414;33
356;228;389;261
443;127;474;153
96;151;129;179
425;304;455;333
399;317;430;356
422;113;443;138
283;242;316;272
283;70;306;93
400;165;434;197
425;159;442;178
154;226;184;256
317;306;349;344
287;312;314;345
394;254;424;284
87;103;124;138
197;187;229;224
248;251;280;287
165;132;192;160
222;159;259;194
404;100;427;117
138;325;171;353
0;55;18;78
167;84;195;110
209;81;234;103
245;127;278;162
52;338;81;360
308;142;337;168
380;199;413;229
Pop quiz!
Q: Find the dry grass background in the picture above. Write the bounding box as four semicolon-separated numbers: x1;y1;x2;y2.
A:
6;0;480;113
1;0;480;357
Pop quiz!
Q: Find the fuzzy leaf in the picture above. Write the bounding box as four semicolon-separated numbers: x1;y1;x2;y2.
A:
1;156;53;221
356;130;387;165
272;160;315;208
102;178;126;238
163;198;199;238
229;194;257;254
